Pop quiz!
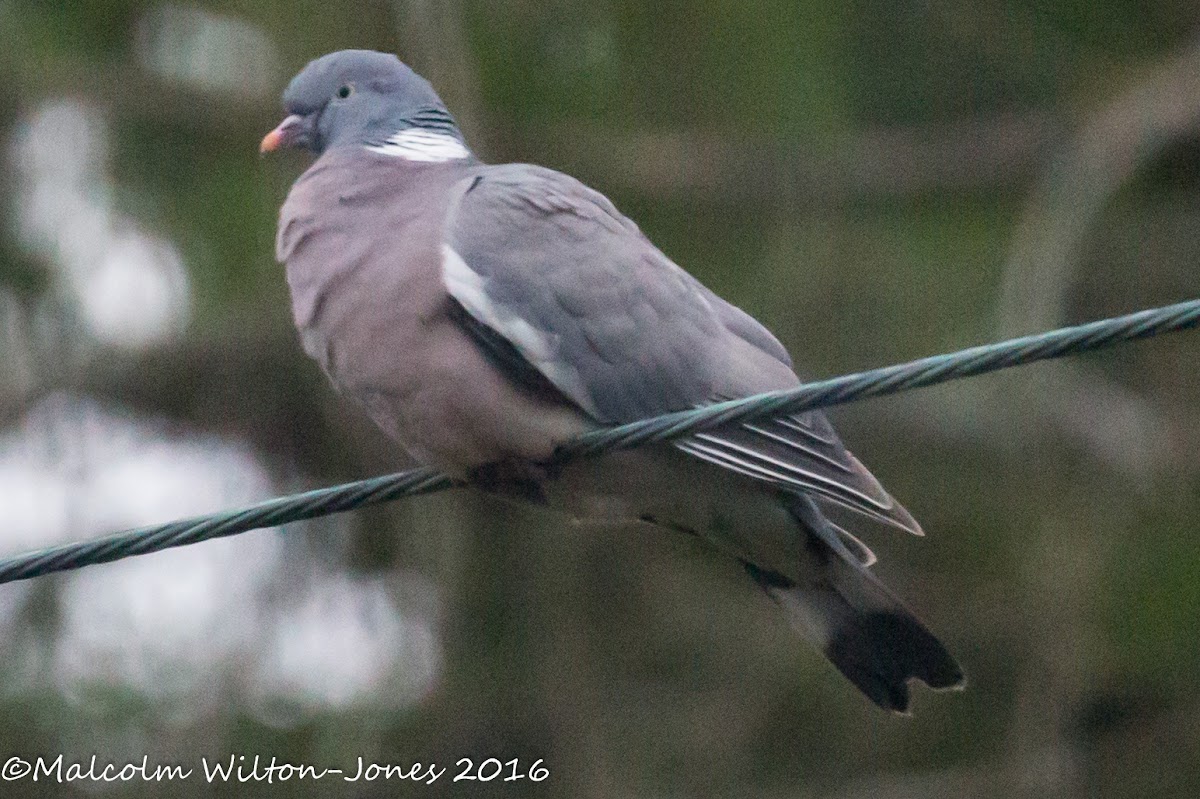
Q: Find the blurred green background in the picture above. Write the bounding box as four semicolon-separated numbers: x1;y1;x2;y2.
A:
1;1;1199;797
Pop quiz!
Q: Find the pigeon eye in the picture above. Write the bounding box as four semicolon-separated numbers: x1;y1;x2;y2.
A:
335;84;354;100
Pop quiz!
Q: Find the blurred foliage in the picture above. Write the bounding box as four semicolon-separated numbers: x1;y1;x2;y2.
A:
2;1;1200;798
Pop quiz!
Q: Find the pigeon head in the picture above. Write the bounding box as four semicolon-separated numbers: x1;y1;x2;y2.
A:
260;50;464;156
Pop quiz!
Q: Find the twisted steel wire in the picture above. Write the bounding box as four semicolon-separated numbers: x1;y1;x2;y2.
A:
0;297;1196;586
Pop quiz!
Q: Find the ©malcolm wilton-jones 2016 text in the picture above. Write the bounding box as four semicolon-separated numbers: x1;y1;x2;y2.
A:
3;754;550;785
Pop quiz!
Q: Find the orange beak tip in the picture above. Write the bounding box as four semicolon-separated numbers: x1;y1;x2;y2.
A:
259;129;283;155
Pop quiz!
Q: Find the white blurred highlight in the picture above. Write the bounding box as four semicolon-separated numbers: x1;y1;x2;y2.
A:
11;100;191;350
247;573;440;723
137;5;279;99
0;395;441;723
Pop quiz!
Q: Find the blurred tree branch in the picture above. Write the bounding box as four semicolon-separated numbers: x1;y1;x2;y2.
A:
992;35;1200;477
504;111;1060;204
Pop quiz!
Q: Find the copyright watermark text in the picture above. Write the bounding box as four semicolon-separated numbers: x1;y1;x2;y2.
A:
3;754;549;785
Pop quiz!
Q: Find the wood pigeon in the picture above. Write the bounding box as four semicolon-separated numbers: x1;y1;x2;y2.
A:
262;49;964;713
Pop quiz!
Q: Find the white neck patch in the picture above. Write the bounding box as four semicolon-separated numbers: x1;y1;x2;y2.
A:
366;128;470;162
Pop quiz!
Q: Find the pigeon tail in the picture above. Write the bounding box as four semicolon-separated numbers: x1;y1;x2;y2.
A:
744;500;964;713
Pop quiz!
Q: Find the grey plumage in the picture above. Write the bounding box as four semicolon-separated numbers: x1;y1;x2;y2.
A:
267;50;964;712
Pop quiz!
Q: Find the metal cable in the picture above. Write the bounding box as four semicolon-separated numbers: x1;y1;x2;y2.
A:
0;297;1196;586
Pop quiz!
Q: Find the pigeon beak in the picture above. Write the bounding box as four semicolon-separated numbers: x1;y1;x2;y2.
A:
260;114;310;154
